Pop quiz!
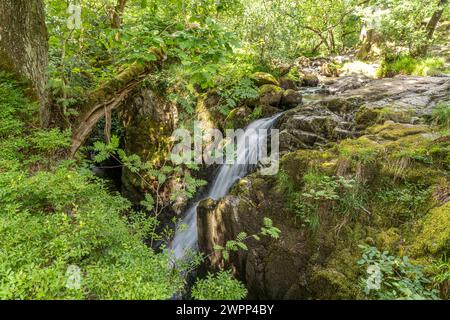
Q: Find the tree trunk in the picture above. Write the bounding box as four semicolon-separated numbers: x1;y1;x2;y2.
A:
0;0;49;127
426;0;448;39
111;0;128;29
418;0;448;56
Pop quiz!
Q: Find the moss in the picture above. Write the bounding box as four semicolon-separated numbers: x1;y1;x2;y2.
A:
251;72;279;86
355;106;380;129
338;136;382;164
310;267;360;299
286;67;300;82
368;121;429;140
376;228;402;251
259;84;283;95
414;202;450;256
355;106;415;129
280;149;330;188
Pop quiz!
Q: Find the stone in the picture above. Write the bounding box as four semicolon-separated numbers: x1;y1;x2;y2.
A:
301;73;320;87
251;72;280;86
259;84;283;107
281;89;302;110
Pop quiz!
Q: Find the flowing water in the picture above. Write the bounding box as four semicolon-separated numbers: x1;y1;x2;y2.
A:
170;113;282;261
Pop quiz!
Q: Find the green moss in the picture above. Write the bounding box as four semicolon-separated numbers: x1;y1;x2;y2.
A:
251;72;279;86
338;136;382;164
376;228;402;251
259;84;283;95
368;121;429;140
310;267;360;299
286;67;300;82
414;203;450;256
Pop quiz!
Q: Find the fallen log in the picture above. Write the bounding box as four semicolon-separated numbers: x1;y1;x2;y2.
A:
70;49;166;156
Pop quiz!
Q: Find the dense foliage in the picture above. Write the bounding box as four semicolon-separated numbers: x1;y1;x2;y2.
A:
0;73;182;299
1;0;449;301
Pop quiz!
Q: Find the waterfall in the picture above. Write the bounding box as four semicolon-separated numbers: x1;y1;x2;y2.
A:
170;113;282;261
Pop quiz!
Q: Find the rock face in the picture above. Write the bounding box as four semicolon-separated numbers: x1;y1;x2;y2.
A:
119;87;178;204
197;76;450;300
277;76;450;152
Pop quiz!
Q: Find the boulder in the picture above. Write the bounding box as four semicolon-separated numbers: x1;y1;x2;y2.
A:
279;76;298;90
251;72;280;86
259;84;283;107
301;73;320;87
281;89;302;110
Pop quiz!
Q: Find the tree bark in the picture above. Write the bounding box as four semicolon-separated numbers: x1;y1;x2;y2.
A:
426;0;448;39
0;0;49;127
418;0;448;55
111;0;128;29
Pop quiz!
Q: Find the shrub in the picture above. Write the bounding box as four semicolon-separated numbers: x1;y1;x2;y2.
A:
191;271;247;300
0;73;182;300
377;55;445;78
358;245;439;300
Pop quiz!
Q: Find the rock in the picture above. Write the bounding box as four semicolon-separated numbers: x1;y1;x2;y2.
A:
197;118;449;300
341;61;379;79
225;106;253;129
119;87;177;196
320;63;340;77
281;89;302;110
259;84;283;107
279;76;298;90
251;72;280;86
301;73;319;87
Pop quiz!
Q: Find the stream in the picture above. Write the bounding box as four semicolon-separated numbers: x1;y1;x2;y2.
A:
170;113;283;261
169;86;331;263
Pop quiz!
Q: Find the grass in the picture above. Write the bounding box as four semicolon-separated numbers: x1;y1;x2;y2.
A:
377;55;446;78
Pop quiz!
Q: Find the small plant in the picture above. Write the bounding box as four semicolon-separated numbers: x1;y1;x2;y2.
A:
214;218;281;261
191;270;247;300
376;183;431;222
92;135;207;246
432;257;450;299
278;170;368;229
432;102;450;130
358;245;439;300
377;55;446;78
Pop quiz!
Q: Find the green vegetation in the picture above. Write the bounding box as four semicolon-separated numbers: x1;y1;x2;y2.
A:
1;0;449;301
377;55;446;77
191;271;248;300
0;73;182;299
358;245;439;300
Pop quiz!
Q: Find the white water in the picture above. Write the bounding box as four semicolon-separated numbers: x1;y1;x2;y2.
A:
170;113;282;261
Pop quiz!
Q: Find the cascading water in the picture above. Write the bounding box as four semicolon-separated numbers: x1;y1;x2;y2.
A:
170;113;282;261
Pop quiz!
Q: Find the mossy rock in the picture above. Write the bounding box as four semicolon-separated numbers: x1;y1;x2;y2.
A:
301;74;320;87
259;84;283;107
251;72;280;86
367;121;429;140
224;106;252;129
309;267;360;300
414;202;450;256
281;89;302;110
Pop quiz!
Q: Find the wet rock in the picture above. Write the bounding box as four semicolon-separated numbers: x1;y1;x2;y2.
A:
279;76;298;90
301;74;320;87
320;63;340;77
225;106;253;129
281;89;302;110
